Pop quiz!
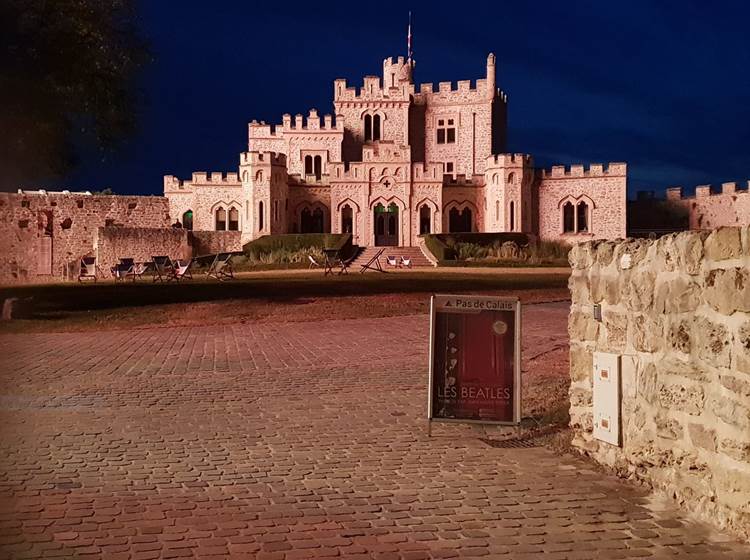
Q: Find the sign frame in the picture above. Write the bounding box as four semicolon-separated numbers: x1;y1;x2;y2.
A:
427;294;522;427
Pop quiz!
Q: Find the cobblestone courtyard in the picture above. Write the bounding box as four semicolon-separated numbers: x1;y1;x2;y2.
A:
0;302;748;559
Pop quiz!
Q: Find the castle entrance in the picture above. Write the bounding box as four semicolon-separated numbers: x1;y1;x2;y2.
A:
374;202;398;246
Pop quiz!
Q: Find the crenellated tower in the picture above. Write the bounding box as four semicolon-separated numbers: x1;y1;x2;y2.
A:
484;154;534;233
239;151;289;242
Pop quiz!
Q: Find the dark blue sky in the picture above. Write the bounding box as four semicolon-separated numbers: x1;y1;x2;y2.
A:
60;0;749;198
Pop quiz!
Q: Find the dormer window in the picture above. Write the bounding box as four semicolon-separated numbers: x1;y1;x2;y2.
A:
437;118;456;144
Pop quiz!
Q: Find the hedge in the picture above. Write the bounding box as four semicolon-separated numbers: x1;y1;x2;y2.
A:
422;232;531;261
243;233;354;259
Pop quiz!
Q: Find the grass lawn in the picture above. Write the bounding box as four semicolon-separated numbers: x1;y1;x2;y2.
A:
0;269;570;333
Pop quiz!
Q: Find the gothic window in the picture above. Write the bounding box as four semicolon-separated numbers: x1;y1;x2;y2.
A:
258;201;264;231
304;155;313;175
215;207;226;231
372;114;381;141
577;201;589;233
419;205;431;235
508;172;515;184
437;118;456;144
228;207;239;231
495;200;500;222
255;171;263;183
509;201;515;231
562;202;575;233
364;114;372;141
182;210;193;230
341;204;353;234
313;155;322;180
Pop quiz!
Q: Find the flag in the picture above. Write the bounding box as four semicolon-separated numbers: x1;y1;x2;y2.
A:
407;12;413;61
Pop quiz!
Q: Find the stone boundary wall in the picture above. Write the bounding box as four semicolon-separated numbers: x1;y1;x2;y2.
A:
0;193;171;284
190;231;242;256
666;184;750;231
94;228;191;274
568;227;750;540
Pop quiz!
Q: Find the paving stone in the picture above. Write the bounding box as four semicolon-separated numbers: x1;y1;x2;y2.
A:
0;304;748;559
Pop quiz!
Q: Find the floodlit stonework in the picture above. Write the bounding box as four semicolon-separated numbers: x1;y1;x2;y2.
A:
569;227;750;540
667;182;750;230
164;54;628;246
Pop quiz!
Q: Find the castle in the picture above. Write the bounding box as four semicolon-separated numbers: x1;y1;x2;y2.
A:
163;54;628;246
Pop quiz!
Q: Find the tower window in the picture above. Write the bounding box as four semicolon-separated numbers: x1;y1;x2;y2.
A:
364;114;372;141
372;114;381;140
304;155;313;175
313;155;322;180
437;118;456;144
446;162;454;173
562;202;575;233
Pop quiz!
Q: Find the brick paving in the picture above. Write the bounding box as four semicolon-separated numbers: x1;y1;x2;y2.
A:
0;302;748;559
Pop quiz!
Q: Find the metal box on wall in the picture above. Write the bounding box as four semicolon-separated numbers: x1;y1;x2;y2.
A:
593;351;621;446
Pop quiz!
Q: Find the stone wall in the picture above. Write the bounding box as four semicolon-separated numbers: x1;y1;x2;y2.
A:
568;227;750;540
94;228;191;274
0;193;171;283
189;231;242;256
667;183;750;230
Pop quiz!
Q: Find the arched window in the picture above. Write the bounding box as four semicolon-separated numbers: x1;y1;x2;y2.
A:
313;155;322;180
228;207;239;231
304;155;313;175
563;202;575;233
419;205;431;234
509;201;515;231
372;114;381;141
255;171;263;183
215;208;226;231
495;200;500;222
242;170;248;182
258;201;264;231
507;172;515;185
364;114;372;141
182;210;193;230
449;207;473;233
341;204;353;234
577;201;589;233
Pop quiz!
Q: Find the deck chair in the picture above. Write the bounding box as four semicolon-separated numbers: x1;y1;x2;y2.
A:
206;253;234;281
360;248;386;273
308;255;321;269
170;259;193;282
151;256;174;282
132;262;150;280
337;253;357;275
386;255;400;268
78;257;97;282
401;256;412;268
112;258;135;282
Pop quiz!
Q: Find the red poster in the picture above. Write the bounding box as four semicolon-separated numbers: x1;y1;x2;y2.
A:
429;295;521;425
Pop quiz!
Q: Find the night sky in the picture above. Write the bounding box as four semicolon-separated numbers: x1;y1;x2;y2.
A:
56;0;750;198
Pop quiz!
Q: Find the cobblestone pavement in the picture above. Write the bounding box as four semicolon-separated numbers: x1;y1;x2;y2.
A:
0;302;748;559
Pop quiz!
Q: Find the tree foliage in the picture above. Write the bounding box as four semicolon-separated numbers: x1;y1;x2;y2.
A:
0;0;149;191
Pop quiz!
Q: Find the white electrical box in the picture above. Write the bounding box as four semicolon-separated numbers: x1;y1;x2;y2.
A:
593;352;621;446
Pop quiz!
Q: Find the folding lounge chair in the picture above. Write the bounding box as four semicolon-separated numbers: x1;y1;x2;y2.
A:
337;253;357;275
401;256;412;268
112;259;135;282
132;262;150;280
206;253;234;281
151;256;174;282
308;255;321;269
78;256;97;282
386;255;400;268
359;248;386;273
170;259;193;282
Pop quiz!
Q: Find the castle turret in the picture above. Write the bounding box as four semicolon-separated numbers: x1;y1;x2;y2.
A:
486;53;496;99
383;56;414;88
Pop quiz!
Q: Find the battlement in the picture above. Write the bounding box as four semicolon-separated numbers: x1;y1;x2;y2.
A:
249;109;342;139
486;153;533;167
163;172;240;192
415;78;490;96
666;181;750;201
240;151;288;167
443;174;485;187
540;162;627;178
362;142;411;162
333;77;414;102
16;189;93;196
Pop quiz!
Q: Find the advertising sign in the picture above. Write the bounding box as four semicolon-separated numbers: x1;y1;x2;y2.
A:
428;294;521;425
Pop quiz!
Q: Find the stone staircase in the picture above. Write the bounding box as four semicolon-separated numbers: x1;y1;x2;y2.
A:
350;245;435;269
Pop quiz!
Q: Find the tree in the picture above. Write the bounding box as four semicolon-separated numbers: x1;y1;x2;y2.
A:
0;0;149;191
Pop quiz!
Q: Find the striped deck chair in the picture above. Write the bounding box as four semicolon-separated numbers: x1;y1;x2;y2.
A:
78;257;98;282
206;253;234;281
170;259;193;282
151;256;174;282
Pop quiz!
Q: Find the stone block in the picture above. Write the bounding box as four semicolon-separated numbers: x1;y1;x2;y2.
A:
568;311;598;342
621;355;637;399
613;238;650;271
569;387;592;407
569;242;593;270
659;356;710;383
704;267;750;315
695;316;731;368
595;241;616;266
637;363;659;405
656;415;684;440
603;310;628;352
719;375;750;398
569;345;593;382
631;314;663;352
735;320;750;374
667;319;692;355
674;230;707;275
623;270;655;311
568;274;590;305
709;396;750;430
704;227;742;261
658;382;705;415
688;423;717;452
720;438;750;462
654;275;700;313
